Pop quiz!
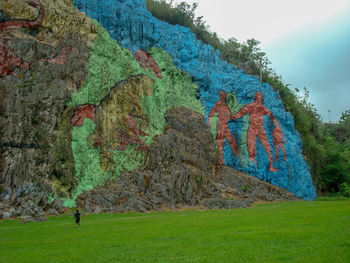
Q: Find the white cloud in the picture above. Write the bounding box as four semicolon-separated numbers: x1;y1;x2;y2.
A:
174;0;350;45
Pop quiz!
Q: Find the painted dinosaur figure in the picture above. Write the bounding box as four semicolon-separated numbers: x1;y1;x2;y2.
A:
87;74;154;171
0;0;45;78
71;104;96;127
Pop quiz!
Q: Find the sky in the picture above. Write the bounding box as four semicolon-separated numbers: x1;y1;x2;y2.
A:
173;0;350;122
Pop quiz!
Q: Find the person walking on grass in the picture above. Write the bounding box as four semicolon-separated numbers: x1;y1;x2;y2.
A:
74;209;81;226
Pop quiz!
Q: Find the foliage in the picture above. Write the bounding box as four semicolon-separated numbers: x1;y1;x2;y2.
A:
326;110;350;147
145;0;222;49
315;194;350;201
340;182;350;197
145;0;350;196
242;184;250;192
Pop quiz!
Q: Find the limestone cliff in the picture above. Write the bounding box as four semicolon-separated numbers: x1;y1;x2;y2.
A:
74;0;316;199
0;0;315;219
0;0;96;196
76;107;299;213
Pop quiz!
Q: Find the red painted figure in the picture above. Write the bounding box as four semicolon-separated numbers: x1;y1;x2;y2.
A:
0;0;45;78
232;91;278;172
70;104;96;127
209;91;240;166
273;125;287;161
71;105;149;151
115;115;149;151
133;49;162;79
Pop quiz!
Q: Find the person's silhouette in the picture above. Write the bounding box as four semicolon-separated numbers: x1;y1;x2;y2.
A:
233;91;279;172
273;125;287;161
74;209;81;226
209;91;240;166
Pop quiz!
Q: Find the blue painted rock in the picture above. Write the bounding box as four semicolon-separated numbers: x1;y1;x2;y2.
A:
74;0;316;200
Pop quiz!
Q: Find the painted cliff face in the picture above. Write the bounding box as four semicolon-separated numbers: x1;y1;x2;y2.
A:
133;49;162;79
208;91;240;166
0;0;315;206
70;75;154;171
57;15;203;205
88;74;154;171
0;0;81;78
71;1;316;200
0;0;95;200
0;0;44;77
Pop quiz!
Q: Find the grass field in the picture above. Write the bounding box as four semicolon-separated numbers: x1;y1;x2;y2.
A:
1;201;349;263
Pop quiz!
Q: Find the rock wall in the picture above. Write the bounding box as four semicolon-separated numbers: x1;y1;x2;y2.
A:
0;0;315;216
73;0;316;200
77;107;299;213
62;23;204;206
0;0;96;202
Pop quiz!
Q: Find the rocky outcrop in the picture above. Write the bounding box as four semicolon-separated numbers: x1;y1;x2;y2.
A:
74;0;316;200
1;0;312;217
76;107;299;213
0;0;96;210
0;183;65;219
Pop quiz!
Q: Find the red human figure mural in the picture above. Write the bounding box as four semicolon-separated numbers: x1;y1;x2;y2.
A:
232;91;279;172
0;0;45;78
273;125;287;161
71;104;96;127
209;90;240;166
133;49;162;79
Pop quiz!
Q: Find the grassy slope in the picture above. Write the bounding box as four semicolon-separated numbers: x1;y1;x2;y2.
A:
1;201;349;263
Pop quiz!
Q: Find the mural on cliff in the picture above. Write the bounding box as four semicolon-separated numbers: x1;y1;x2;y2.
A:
58;22;203;206
0;0;315;208
72;75;154;171
208;91;240;166
133;49;162;79
233;91;284;173
0;0;44;78
0;0;80;78
209;90;288;173
73;0;316;200
0;0;97;202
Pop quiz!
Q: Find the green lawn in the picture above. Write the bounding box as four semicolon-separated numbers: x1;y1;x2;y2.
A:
1;201;349;263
